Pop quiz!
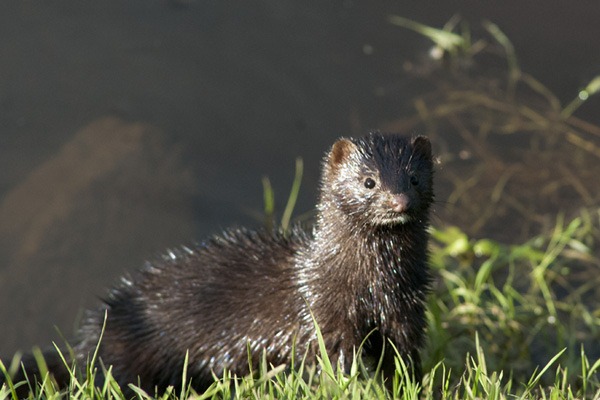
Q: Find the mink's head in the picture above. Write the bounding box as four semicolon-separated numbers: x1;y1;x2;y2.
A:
321;132;434;227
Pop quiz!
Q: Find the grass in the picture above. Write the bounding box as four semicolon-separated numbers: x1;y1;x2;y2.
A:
425;211;600;399
2;16;600;400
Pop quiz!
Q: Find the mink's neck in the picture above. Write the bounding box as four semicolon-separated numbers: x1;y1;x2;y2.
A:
305;200;430;334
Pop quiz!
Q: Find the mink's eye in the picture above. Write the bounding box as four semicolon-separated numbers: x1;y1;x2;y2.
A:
410;175;419;186
364;177;376;189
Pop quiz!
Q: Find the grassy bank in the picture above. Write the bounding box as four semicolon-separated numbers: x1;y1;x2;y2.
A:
2;211;598;399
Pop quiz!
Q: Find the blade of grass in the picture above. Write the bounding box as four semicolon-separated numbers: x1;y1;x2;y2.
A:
281;157;303;233
388;15;464;52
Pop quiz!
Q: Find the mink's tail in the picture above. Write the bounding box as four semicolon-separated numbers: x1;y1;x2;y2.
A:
1;348;72;398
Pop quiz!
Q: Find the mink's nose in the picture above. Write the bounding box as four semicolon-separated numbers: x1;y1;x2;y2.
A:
389;193;410;213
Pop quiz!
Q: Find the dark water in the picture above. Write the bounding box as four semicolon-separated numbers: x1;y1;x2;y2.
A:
1;1;599;357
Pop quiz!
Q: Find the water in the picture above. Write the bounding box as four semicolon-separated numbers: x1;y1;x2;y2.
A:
0;0;598;358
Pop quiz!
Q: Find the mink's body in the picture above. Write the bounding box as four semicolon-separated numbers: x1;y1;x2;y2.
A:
5;132;435;395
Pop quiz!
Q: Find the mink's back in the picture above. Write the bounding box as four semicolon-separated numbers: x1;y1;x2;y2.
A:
76;227;312;393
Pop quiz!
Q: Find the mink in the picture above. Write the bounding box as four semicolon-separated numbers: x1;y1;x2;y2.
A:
3;132;434;396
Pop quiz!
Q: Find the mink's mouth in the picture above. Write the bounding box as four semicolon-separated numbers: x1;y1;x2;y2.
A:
371;212;412;225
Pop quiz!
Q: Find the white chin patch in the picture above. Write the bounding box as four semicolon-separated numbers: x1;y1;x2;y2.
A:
375;213;411;225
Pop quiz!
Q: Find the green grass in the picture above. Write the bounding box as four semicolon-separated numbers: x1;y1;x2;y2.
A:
424;210;600;399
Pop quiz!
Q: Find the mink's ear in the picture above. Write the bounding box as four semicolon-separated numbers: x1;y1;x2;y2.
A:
328;138;356;170
412;136;432;159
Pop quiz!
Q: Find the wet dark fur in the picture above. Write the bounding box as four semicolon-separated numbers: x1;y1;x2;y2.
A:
3;132;434;396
